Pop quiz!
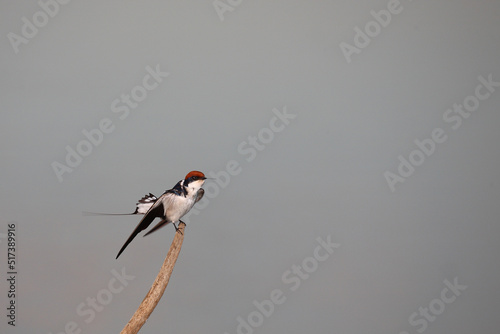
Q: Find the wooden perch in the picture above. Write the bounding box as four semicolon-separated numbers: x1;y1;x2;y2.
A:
120;222;186;334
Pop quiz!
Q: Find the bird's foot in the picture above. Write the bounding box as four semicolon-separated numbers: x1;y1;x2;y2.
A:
173;222;183;235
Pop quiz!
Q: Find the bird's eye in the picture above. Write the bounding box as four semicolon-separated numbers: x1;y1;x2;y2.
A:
192;176;199;180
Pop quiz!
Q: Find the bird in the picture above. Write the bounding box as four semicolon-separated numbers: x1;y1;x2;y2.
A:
85;171;207;259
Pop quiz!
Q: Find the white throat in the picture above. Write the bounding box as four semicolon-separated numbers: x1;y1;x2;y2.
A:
184;179;204;197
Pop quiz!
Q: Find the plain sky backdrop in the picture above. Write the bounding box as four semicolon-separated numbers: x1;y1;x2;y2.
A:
1;1;499;333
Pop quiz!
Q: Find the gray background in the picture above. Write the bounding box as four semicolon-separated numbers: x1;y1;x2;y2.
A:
1;0;499;333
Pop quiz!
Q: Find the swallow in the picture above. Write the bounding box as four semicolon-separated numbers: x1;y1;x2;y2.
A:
85;171;206;259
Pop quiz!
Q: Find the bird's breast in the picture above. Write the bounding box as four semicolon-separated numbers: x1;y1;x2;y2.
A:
162;194;196;222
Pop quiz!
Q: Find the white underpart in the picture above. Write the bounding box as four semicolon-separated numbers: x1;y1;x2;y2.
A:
162;179;205;222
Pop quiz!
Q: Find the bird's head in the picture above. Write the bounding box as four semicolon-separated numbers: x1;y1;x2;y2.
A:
184;171;207;191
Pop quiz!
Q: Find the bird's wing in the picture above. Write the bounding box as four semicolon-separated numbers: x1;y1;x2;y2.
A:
195;188;204;203
143;192;180;236
143;218;170;236
115;198;164;259
83;193;157;216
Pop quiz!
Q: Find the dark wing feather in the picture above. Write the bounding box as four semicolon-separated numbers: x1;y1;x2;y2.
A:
115;200;164;259
142;191;178;236
195;188;204;203
143;218;170;236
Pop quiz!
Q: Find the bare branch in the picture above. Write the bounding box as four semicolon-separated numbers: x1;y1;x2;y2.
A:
120;222;186;334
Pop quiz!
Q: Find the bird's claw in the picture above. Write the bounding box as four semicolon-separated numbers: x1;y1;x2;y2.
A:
173;222;183;235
